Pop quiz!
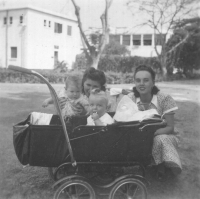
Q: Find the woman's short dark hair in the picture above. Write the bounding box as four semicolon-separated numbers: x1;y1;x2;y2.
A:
82;67;106;94
133;64;160;97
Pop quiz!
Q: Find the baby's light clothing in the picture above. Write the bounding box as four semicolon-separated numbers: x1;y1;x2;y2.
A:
87;113;114;126
58;89;89;117
113;95;159;122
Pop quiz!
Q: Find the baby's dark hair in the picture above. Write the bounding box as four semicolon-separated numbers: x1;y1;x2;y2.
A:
65;71;82;90
82;67;106;94
133;64;160;97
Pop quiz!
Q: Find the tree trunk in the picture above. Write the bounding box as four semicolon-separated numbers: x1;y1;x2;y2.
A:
161;63;168;80
71;0;112;70
91;56;100;69
159;55;168;80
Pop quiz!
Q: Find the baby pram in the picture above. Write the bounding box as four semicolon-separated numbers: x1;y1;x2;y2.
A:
9;65;166;199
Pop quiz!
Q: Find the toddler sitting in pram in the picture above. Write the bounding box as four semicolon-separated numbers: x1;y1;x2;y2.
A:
42;72;89;120
87;89;114;126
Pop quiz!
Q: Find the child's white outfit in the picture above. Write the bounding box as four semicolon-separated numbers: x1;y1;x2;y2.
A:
87;113;114;126
58;89;89;118
113;95;159;122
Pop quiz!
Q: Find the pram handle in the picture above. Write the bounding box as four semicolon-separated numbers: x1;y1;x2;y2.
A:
139;121;167;131
8;65;76;166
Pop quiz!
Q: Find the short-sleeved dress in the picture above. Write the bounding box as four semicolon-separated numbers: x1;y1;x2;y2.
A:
128;91;182;174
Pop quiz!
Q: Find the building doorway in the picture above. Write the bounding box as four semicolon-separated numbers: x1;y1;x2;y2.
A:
54;51;58;68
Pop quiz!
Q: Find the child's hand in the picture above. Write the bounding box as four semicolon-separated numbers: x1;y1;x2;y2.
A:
42;99;49;108
92;112;99;121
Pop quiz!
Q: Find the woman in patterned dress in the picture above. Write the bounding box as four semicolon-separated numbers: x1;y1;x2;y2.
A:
127;65;182;180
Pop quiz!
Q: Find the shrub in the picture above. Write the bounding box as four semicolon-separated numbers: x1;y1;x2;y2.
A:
0;68;69;84
98;55;161;73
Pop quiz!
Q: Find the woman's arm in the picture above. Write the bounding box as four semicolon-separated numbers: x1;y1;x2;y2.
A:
154;113;174;136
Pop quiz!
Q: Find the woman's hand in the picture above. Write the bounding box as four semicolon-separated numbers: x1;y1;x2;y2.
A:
154;113;174;136
122;89;131;95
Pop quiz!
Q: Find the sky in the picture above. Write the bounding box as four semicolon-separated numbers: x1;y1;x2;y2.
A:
1;0;199;33
0;0;148;31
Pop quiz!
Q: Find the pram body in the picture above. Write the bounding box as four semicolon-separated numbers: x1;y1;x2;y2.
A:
9;65;166;199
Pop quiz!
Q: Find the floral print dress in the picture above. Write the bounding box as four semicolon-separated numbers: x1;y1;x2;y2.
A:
128;91;182;174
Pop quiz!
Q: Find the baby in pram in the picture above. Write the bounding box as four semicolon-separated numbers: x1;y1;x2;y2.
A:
42;72;89;119
87;89;114;126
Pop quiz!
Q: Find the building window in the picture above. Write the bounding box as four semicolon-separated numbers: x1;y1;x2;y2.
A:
122;35;130;46
109;35;120;44
54;23;62;33
155;34;166;46
67;25;72;35
11;47;17;58
143;34;152;46
20;16;23;24
10;17;13;24
3;17;7;25
44;20;46;26
49;21;51;27
133;34;141;45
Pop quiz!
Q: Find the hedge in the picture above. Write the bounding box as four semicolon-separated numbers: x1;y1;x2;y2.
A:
0;68;69;83
76;55;162;73
0;55;162;84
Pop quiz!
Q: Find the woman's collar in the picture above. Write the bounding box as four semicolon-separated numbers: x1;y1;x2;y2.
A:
136;94;158;108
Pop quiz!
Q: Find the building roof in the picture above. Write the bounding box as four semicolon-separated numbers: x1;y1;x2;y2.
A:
0;5;77;22
88;26;171;35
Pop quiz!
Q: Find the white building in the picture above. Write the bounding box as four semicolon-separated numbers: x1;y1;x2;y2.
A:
109;26;169;57
89;26;169;57
0;6;82;69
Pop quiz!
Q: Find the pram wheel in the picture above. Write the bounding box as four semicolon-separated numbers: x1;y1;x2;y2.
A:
92;166;115;185
48;164;78;181
123;165;145;177
109;178;147;199
93;173;114;185
54;164;78;181
54;179;95;199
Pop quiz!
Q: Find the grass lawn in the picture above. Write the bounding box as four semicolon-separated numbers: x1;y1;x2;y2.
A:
0;82;200;199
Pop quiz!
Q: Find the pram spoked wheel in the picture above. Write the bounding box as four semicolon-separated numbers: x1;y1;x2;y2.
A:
49;164;78;181
109;178;147;199
54;179;95;199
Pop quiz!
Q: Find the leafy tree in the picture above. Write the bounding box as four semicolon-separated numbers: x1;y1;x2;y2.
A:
74;40;130;70
103;40;130;56
127;0;198;79
166;17;200;77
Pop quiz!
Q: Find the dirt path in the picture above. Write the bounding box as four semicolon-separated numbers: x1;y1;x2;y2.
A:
0;82;200;199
